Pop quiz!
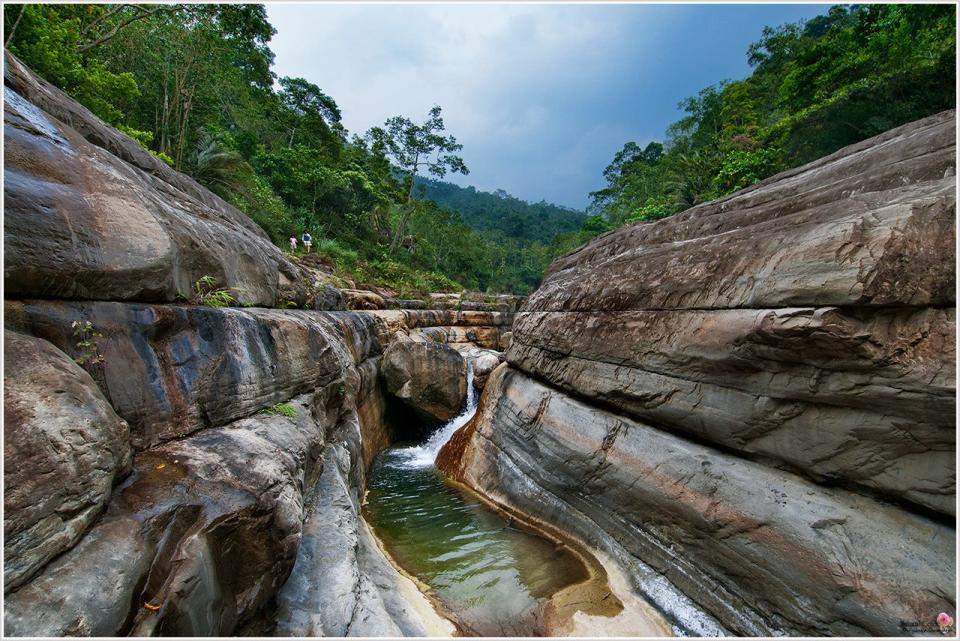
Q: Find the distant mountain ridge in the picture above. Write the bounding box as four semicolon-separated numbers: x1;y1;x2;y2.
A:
414;176;586;245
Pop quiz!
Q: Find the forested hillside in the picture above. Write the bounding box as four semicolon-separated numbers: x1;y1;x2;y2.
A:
588;4;956;230
413;177;585;245
2;4;571;294
4;4;954;294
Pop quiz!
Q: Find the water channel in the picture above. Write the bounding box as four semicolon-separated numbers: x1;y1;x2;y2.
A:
363;365;593;635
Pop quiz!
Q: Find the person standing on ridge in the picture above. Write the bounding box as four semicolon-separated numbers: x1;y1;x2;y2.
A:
289;236;297;253
301;231;312;253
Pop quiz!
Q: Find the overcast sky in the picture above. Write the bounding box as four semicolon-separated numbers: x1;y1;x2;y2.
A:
267;3;829;209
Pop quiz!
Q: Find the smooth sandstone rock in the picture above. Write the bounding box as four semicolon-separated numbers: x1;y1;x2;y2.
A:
2;299;449;636
4;390;334;636
381;341;467;424
3;331;132;593
443;368;955;636
3;53;301;306
505;111;955;516
275;443;447;637
507;307;955;514
531;110;954;313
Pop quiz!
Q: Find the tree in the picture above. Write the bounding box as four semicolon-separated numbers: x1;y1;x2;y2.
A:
278;76;342;149
366;106;469;253
192;129;252;200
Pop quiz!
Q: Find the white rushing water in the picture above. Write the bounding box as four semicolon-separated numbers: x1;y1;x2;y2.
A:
392;361;477;469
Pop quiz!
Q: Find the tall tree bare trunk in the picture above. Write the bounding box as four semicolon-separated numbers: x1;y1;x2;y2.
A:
390;159;419;254
5;5;26;48
175;92;192;170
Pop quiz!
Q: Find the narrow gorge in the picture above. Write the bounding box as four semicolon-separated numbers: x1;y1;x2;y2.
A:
3;48;956;639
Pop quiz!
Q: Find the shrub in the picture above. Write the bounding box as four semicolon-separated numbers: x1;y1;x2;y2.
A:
315;238;359;266
71;319;104;365
261;402;297;418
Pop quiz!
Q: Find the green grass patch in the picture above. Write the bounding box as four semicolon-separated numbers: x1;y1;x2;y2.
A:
261;402;298;418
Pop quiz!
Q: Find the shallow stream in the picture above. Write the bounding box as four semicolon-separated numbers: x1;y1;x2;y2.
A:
363;365;591;635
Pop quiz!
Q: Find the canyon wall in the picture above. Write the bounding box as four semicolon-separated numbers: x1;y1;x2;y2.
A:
2;54;507;636
441;110;956;636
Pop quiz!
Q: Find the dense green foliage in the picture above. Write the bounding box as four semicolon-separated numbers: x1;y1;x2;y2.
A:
590;4;956;228
414;177;586;245
4;3;575;294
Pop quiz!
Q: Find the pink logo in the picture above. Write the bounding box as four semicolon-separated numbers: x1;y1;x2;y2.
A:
937;612;954;633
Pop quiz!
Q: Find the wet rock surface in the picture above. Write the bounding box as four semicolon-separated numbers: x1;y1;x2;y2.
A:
276;443;443;636
464;349;503;392
445;111;957;635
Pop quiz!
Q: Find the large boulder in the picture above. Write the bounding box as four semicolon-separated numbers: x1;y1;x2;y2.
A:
3;331;132;593
466;348;502;392
3;52;301;306
381;341;467;424
4;389;334;636
443;111;957;635
342;289;386;310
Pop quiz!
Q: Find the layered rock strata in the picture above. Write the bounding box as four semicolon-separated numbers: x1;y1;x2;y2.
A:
442;110;956;636
3;299;501;635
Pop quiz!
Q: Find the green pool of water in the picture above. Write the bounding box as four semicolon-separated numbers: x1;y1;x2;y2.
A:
363;447;590;636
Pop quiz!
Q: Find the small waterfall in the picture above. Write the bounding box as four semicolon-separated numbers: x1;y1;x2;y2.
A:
393;361;476;469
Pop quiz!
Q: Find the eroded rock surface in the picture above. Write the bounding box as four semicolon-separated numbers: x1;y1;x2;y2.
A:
382;340;468;424
5;389;334;636
443;111;956;635
3;331;132;593
5;301;382;450
4;52;300;306
443;368;954;636
276;443;449;637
